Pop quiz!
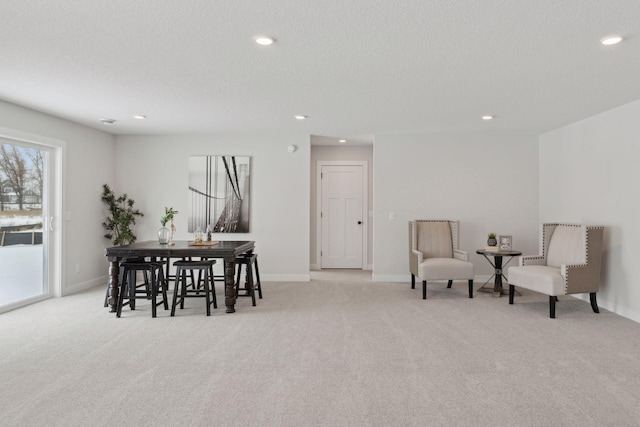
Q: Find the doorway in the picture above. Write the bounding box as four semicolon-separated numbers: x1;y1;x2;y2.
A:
0;131;62;312
317;161;368;269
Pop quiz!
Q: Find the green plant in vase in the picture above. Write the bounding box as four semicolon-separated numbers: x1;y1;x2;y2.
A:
487;232;497;247
159;207;178;245
160;207;178;227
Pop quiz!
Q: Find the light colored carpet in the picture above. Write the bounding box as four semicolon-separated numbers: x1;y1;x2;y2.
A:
1;270;640;426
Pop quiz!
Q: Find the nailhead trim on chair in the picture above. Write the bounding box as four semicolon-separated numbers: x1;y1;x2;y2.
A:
542;223;604;295
563;225;605;294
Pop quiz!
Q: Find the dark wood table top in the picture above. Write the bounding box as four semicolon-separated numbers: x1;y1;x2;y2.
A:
106;240;255;260
476;249;522;257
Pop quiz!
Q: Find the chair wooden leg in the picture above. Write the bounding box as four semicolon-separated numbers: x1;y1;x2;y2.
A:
116;274;127;318
159;268;169;311
170;268;181;316
590;293;599;313
549;296;556;318
180;270;188;309
509;285;515;304
235;263;242;297
422;281;427;299
104;281;110;307
150;269;157;318
246;263;256;307
209;265;217;309
447;280;453;288
143;270;151;299
204;269;212;316
254;258;262;299
128;271;136;310
411;274;415;289
468;280;473;298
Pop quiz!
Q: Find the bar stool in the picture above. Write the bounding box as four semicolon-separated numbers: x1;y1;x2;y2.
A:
171;259;217;316
116;260;168;318
104;257;147;307
235;253;262;306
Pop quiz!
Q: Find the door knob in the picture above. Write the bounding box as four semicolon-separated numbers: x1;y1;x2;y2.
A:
357;221;362;225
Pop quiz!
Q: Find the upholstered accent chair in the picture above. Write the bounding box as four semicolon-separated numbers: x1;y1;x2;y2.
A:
408;220;474;299
508;223;604;318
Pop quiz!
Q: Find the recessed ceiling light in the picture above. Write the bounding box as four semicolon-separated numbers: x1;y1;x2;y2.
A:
133;115;146;120
294;115;307;120
339;139;346;143
99;118;116;125
600;35;623;45
482;115;494;120
255;36;274;46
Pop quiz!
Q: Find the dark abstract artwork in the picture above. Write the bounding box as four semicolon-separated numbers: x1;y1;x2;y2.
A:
188;155;250;233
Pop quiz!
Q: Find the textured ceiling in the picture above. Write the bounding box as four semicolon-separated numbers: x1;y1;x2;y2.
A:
1;0;639;144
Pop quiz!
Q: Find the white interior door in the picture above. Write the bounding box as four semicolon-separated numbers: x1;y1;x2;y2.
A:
320;164;364;268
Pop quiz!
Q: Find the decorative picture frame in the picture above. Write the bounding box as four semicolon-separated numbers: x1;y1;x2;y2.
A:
188;155;251;233
499;235;512;251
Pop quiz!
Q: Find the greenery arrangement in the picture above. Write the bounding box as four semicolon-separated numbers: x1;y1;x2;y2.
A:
488;232;496;239
101;184;143;246
160;207;178;226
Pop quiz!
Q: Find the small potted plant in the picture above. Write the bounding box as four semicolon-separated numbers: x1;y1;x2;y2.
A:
158;207;178;244
487;232;497;247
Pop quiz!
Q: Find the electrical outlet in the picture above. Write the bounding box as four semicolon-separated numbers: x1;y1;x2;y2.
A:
75;264;81;274
389;212;396;220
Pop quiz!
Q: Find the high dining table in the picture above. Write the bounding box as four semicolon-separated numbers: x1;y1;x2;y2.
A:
105;240;255;313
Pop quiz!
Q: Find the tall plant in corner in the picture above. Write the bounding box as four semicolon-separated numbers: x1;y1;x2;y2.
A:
101;183;144;246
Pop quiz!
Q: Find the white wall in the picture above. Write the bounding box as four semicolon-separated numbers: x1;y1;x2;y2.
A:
114;133;311;281
310;144;374;269
540;99;640;322
0;100;115;295
372;133;540;282
4;94;639;323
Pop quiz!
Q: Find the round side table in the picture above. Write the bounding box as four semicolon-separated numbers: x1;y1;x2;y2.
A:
476;249;522;297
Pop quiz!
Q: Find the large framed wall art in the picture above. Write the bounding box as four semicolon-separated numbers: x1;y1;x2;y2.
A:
188;155;251;233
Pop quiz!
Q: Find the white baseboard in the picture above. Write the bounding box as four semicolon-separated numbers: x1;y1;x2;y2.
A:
310;264;373;271
261;274;311;282
372;274;491;283
571;294;640;324
63;277;106;297
371;274;409;283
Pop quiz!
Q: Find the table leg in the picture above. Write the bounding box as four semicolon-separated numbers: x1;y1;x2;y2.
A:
224;256;237;313
107;259;120;312
493;255;503;296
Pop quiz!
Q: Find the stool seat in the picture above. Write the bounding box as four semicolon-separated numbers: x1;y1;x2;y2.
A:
171;260;217;316
116;260;168;318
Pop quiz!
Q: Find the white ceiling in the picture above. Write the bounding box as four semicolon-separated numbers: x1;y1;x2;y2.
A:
1;1;639;145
